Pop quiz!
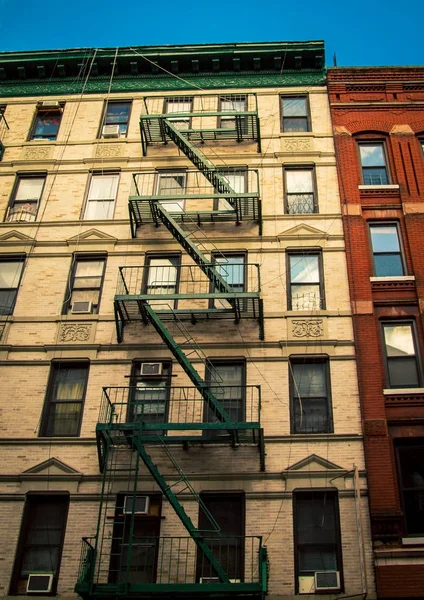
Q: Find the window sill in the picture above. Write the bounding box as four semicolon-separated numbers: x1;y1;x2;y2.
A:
359;184;399;190
370;276;415;282
402;537;424;546
383;388;424;395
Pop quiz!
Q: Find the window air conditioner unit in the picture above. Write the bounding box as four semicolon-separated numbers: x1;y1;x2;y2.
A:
314;571;340;591
71;301;92;314
140;363;163;377
123;495;150;515
102;124;121;138
200;578;241;584
26;573;54;594
38;101;61;110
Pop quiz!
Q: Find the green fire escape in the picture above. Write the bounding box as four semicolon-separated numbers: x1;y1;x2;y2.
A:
75;93;267;600
0;107;8;161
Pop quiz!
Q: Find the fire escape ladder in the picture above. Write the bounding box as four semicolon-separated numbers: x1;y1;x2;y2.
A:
129;436;230;583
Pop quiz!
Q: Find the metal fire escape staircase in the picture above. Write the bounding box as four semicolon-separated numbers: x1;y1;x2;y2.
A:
76;103;267;600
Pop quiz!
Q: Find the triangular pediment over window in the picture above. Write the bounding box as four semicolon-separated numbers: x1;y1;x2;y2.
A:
282;454;347;490
278;223;326;240
19;457;82;492
67;228;117;251
0;230;36;251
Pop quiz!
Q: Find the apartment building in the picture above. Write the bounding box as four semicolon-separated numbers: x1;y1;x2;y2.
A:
328;67;424;598
0;42;373;599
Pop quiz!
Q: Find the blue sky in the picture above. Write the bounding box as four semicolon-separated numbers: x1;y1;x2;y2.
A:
0;0;423;67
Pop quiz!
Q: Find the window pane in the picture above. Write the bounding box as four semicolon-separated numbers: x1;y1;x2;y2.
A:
362;167;388;185
46;402;82;436
54;367;87;400
215;256;244;287
360;144;386;167
0;289;17;315
105;103;130;124
147;258;178;287
286;170;313;193
298;547;337;572
33;114;61;139
290;255;319;284
220;172;245;193
88;175;118;200
85;200;114;219
75;260;104;278
371;225;400;252
0;261;23;288
221;97;246;112
388;357;419;387
283;98;307;117
384;325;415;357
284;117;308;133
157;175;185;195
291;284;321;311
166;98;192;113
22;547;60;574
15;178;44;201
294;397;329;433
293;363;326;397
398;446;424;488
374;254;404;277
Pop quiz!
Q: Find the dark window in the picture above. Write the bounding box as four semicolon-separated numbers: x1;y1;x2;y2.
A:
143;255;180;310
63;256;106;314
290;357;332;434
30;105;63;141
128;362;172;433
204;361;245;435
396;442;424;536
155;171;186;212
109;494;161;584
101;101;131;137
369;223;405;277
212;254;246;310
288;252;324;311
84;173;119;220
219;95;247;130
382;323;422;388
164;97;193;130
6;175;45;222
11;494;69;595
0;255;25;315
358;142;390;185
294;491;342;592
197;493;244;581
281;96;310;132
284;168;316;214
40;363;89;437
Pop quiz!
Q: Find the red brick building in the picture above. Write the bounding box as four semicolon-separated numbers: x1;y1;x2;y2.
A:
328;67;424;598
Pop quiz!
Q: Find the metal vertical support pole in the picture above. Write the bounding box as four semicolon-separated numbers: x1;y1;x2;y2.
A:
353;464;368;596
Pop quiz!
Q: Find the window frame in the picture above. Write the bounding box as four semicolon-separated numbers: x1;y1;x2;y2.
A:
381;321;423;389
39;361;89;438
287;250;325;311
0;254;26;316
82;171;120;221
368;221;406;277
283;166;317;214
217;94;248;130
357;140;391;185
154;169;187;212
98;100;132;138
395;440;424;537
289;355;333;434
163;96;193;129
204;359;246;432
62;254;107;315
280;95;311;133
214;167;248;212
5;173;46;223
210;252;247;310
293;489;343;594
28;103;64;141
142;253;181;310
10;492;70;595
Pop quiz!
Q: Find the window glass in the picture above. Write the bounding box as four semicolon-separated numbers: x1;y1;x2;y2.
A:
104;102;131;135
85;174;118;220
286;169;315;214
157;173;185;212
7;176;45;223
359;143;389;185
65;258;105;314
383;323;420;388
0;259;24;315
370;224;404;276
397;444;424;535
289;254;322;311
165;97;192;130
291;361;330;433
217;170;246;211
282;97;309;132
32;111;62;140
205;362;244;432
42;364;88;436
145;256;179;310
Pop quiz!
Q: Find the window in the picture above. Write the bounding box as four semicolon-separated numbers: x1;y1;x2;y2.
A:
219;94;247;130
100;101;131;137
109;494;162;584
164;96;193;130
281;96;310;132
369;223;405;277
11;494;69;595
197;493;244;581
290;357;332;434
0;255;25;315
143;255;180;310
84;173;119;220
382;322;422;388
396;442;424;536
284;168;316;214
204;361;245;434
358;142;390;185
129;362;172;433
294;491;342;593
63;256;106;314
215;169;247;212
156;171;186;212
212;254;246;310
40;363;89;436
6;174;45;222
288;253;324;311
30;104;63;140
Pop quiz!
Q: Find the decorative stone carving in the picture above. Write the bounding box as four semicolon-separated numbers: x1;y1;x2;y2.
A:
292;319;323;338
22;146;51;160
282;137;312;152
95;144;123;158
59;323;92;343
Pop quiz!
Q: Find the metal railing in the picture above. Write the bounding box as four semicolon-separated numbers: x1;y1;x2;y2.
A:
141;93;258;117
6;205;38;223
78;537;96;585
98;385;261;430
116;263;260;298
78;535;265;588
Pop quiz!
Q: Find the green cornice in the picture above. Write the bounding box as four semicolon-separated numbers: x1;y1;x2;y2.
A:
0;41;325;97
